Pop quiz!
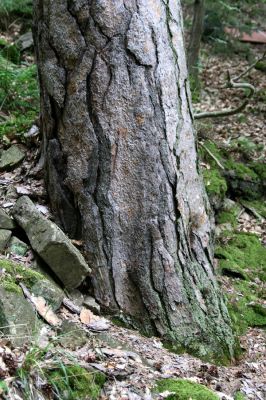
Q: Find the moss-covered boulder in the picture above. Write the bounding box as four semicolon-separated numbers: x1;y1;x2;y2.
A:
0;258;64;311
154;378;219;400
8;236;29;256
215;232;266;282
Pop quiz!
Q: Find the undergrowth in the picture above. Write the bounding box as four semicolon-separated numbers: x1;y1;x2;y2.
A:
154;378;219;400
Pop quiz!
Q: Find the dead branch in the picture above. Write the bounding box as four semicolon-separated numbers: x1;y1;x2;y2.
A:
194;54;265;120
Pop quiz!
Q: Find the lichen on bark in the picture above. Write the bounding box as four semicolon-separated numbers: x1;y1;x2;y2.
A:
33;0;235;362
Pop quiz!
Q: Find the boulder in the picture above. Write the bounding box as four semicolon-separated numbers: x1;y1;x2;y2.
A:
83;295;101;315
0;230;12;252
0;287;38;346
12;196;91;289
57;320;88;350
0;209;16;230
8;236;29;256
0;145;25;171
30;279;64;311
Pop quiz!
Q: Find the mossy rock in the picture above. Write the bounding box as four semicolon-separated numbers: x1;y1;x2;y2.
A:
240;199;266;219
154;379;219;400
202;168;227;210
228;280;266;334
215;232;266;282
216;203;242;228
0;258;44;293
47;364;105;400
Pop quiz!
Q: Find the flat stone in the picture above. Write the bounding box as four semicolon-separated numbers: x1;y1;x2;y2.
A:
83;295;101;315
0;287;39;346
57;320;88;350
0;209;16;230
8;236;29;256
0;145;25;171
31;279;64;311
12;196;91;289
0;230;12;252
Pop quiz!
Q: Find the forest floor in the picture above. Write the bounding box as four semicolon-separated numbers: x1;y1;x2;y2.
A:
0;12;266;400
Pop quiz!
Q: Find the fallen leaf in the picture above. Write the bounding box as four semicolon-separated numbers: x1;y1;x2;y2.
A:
80;308;94;324
31;296;62;326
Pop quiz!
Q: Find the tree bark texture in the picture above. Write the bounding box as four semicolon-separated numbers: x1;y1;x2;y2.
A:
33;0;235;361
187;0;205;79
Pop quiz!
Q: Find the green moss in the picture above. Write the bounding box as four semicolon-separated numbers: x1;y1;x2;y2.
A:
241;199;266;219
255;60;266;72
0;258;46;293
234;392;246;400
203;169;227;197
215;232;266;282
216;204;241;228
154;379;219;400
47;365;105;400
249;162;266;182
228;281;266;334
224;160;258;181
199;140;224;165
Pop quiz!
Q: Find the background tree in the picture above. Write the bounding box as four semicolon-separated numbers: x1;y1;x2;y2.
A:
33;0;235;361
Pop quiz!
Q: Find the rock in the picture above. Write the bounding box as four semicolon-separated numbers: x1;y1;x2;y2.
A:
0;209;16;230
0;145;25;171
30;279;64;311
12;196;91;289
0;287;39;346
222;198;237;211
83;295;101;315
17;31;33;50
57;320;88;350
69;289;84;308
215;223;233;237
8;236;29;256
0;230;12;252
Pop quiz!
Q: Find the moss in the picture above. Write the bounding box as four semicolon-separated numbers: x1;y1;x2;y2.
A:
255;60;266;72
216;204;241;228
0;258;46;293
199;140;224;165
249;162;266;182
241;199;266;219
224;160;258;181
234;392;246;400
47;365;105;400
228;281;266;334
203;169;227;197
154;379;219;400
215;232;266;282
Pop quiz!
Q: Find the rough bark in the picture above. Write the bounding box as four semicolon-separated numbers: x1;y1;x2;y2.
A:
187;0;205;83
33;0;235;361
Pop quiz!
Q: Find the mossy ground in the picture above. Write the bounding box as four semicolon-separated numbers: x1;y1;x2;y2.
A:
215;232;266;334
18;346;106;399
0;258;46;293
154;379;219;400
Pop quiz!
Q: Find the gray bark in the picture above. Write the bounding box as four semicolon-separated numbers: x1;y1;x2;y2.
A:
33;0;235;361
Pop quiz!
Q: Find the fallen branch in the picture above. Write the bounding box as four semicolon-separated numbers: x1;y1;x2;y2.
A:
194;54;265;119
199;142;225;169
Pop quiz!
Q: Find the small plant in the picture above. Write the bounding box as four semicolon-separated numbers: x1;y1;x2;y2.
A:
17;344;106;400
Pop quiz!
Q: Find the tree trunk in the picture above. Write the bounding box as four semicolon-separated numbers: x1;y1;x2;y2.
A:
33;0;235;362
187;0;205;84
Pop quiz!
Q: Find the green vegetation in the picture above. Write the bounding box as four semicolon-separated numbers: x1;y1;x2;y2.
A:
154;379;219;400
18;345;105;399
216;232;266;282
0;258;45;293
234;392;246;400
216;232;266;333
217;204;241;228
0;0;32;21
0;56;39;138
202;169;227;199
